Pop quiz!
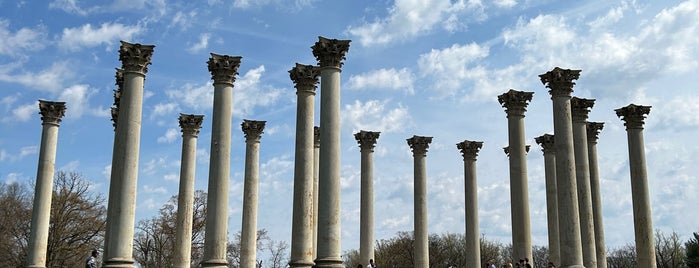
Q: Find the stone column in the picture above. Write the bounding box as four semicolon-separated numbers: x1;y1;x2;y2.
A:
312;36;350;268
498;89;534;262
289;63;320;268
312;126;320;259
355;131;380;265
457;140;483;268
615;104;656;268
174;114;204;268
407;135;432;268
104;41;154;268
586;122;606;268
535;134;560;266
571;97;597;268
26;100;66;268
240;119;266;268
202;53;242;268
104;68;123;260
110;69;123;130
539;67;584;268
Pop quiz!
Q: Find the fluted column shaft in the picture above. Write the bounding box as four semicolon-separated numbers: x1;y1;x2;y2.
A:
26;101;66;268
312;126;320;260
312;36;350;268
240;120;266;268
540;67;584;268
616;104;656;268
571;97;597;268
174;114;204;268
408;136;432;268
104;41;154;268
535;134;560;266
586;122;607;268
457;140;483;268
202;53;242;268
289;64;319;268
498;89;533;262
356;131;380;265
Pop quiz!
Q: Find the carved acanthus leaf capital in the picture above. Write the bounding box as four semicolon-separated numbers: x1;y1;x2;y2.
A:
312;36;351;69
407;135;432;156
571;97;596;122
457;140;483;161
535;134;555;154
119;41;155;75
110;107;118;130
208;53;242;85
503;145;531;157
314;126;320;148
115;68;124;92
179;114;204;137
355;130;380;152
539;67;581;97
586;122;604;143
616;104;651;129
498;89;534;116
289;63;320;93
242;119;266;142
38;100;66;126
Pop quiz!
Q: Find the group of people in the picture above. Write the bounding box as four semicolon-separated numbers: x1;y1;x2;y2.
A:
487;257;551;268
356;258;378;268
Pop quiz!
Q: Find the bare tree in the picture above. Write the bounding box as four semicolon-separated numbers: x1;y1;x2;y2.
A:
0;182;32;268
608;243;637;268
655;229;686;268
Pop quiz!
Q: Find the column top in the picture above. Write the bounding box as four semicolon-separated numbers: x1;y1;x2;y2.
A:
38;100;66;126
539;67;581;97
312;36;351;69
615;104;651;129
497;89;534;116
114;68;124;94
289;63;320;93
503;145;530;157
314;126;320;148
534;134;555;154
354;130;381;152
456;140;483;160
179;114;204;137
242;119;266;142
110;107;118;130
571;97;596;122
207;53;242;85
119;41;155;75
586;122;604;143
407;135;432;156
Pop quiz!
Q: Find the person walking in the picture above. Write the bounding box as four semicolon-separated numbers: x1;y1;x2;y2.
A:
367;258;377;268
85;250;98;268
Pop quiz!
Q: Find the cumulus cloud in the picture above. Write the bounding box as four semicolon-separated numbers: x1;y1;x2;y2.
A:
232;0;316;11
151;102;179;119
417;42;489;98
232;65;285;117
6;101;36;122
57;84;99;119
0;19;47;56
187;33;211;54
0;61;74;92
171;10;198;30
58;22;143;51
157;127;180;143
346;68;415;94
342;99;411;134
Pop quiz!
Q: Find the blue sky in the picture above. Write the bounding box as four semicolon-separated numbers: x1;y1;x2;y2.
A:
1;0;698;255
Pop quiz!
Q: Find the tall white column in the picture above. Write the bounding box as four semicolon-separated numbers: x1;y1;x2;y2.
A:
407;135;432;268
535;134;560;266
174;114;204;268
571;97;597;268
586;122;606;268
539;67;584;268
289;63;319;268
615;104;656;268
312;126;320;260
240;120;266;268
104;68;122;260
202;53;242;268
457;140;483;268
26;100;66;268
312;36;350;268
355;131;380;265
498;89;534;262
104;41;154;268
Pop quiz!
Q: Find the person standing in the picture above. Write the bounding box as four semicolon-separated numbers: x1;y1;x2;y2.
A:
85;250;98;268
487;260;497;268
367;258;377;268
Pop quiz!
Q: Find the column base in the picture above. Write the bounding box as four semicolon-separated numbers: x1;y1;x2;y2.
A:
313;257;343;268
102;257;135;268
289;259;315;267
200;258;228;267
26;265;46;268
560;265;585;268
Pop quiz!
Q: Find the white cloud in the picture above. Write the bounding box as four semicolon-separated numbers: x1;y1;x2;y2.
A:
143;185;167;194
19;145;38;158
166;82;213;111
151;102;178;119
58;22;143;51
342;99;411;134
157;128;180;143
187;33;211;54
346;68;415;94
163;173;179;182
49;0;93;15
57;84;98;119
6;101;36;122
417;42;489;98
493;0;517;9
0;61;74;92
59;160;80;171
171;10;198;30
232;0;316;11
0;19;47;56
652;95;699;130
232;65;285;117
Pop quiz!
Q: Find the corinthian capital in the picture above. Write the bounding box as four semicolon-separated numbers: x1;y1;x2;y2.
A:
503;145;531;157
207;53;242;85
586;122;604;143
497;89;534;116
314;126;320;148
570;97;595;122
354;130;380;152
119;41;155;75
179;114;204;137
616;104;651;130
110;107;118;130
38;100;66;126
539;67;581;97
312;36;351;68
289;63;320;94
407;135;432;157
535;134;555;154
456;140;483;161
242;119;266;143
